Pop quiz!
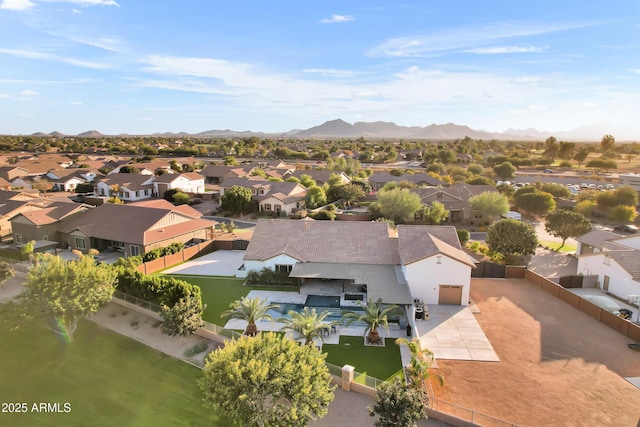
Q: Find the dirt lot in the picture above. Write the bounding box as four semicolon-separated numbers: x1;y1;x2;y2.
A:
433;278;640;427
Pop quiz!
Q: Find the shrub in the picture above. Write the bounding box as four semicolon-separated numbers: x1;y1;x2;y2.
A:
184;340;209;357
457;229;470;245
309;210;336;221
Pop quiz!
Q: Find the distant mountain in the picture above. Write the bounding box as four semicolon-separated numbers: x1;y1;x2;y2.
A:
291;119;523;140
48;131;65;137
77;130;104;137
194;129;277;137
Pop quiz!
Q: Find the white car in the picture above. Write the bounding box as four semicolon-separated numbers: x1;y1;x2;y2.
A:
584;295;622;315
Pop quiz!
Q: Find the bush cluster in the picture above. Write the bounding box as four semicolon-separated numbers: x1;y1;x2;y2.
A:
116;268;202;308
245;267;294;286
142;242;185;263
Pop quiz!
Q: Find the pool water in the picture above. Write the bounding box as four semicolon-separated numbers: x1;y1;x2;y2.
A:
305;295;341;308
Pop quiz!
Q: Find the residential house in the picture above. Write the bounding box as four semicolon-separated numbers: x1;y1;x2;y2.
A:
240;220;474;310
0;166;29;181
368;172;447;191
0;190;76;239
95;174;155;201
219;177;307;214
10;202;90;244
57;203;216;256
200;164;245;184
109;161;175;176
46;168;102;192
153;172;205;197
411;184;499;223
287;170;351;186
576;231;640;302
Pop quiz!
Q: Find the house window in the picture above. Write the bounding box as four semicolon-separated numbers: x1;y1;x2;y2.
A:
75;237;86;249
137;190;142;197
274;204;281;213
130;245;140;256
15;233;23;244
603;256;610;266
124;191;130;198
259;189;264;195
275;264;292;274
42;235;48;241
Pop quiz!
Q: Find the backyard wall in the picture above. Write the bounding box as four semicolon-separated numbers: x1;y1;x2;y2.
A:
523;269;640;342
136;240;216;274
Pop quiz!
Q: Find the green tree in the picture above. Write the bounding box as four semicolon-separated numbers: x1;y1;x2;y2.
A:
545;210;592;249
573;147;589;167
544;136;559;159
467;164;484;175
20;240;35;262
298;174;316;189
492;161;516;180
199;332;335;427
586;159;617;173
574;200;597;218
107;196;124;204
609;205;638;223
513;189;556;217
342;298;398;344
486;219;538;257
75;182;95;194
421;201;449;224
172;191;190;206
339;183;366;205
369;378;427;427
0;261;14;289
221;186;254;214
161;295;204;337
19;254;117;342
395;337;443;405
465;175;495;186
540;183;571;198
469;191;510;221
304;186;327;209
221;296;279;336
376;188;423;224
600;134;615;151
278;307;333;346
457;229;470;245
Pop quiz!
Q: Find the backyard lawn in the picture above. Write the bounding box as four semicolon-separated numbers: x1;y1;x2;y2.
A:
168;275;293;324
0;305;227;427
323;336;404;384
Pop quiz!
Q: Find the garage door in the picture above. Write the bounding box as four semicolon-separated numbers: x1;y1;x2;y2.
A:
438;285;462;305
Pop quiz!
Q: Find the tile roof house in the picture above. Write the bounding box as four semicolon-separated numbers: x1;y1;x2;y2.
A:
57;203;216;256
95;174;156;201
287;170;351;186
411;184;499;223
240;220;474;310
0;190;77;239
368;171;447;191
10;202;90;245
220;177;307;215
46;168;102;192
153;172;205;196
576;231;640;304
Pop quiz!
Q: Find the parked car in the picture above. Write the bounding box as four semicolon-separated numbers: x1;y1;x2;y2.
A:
543;169;553;173
615;224;639;233
584;295;622;316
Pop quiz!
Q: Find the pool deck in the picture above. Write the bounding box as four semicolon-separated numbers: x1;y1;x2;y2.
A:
222;289;499;364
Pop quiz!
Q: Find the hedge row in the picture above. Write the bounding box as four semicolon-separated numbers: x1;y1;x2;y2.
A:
116;268;201;308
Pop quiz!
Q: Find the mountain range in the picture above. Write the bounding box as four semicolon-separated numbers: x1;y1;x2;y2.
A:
30;119;636;141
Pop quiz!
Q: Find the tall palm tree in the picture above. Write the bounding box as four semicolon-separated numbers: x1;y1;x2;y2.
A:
278;307;333;346
395;337;444;407
342;298;398;344
221;296;279;336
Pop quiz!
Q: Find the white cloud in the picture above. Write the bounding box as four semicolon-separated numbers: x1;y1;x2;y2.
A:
0;48;113;69
40;0;119;6
351;90;382;99
319;14;354;24
0;93;11;98
71;101;83;105
511;76;545;85
303;68;359;77
467;45;546;54
631;69;640;75
19;89;39;96
0;0;35;10
368;22;591;57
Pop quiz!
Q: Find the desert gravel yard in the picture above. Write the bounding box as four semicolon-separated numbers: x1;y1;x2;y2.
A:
433;278;640;427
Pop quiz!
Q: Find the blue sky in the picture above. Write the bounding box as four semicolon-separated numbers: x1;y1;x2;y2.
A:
1;1;640;138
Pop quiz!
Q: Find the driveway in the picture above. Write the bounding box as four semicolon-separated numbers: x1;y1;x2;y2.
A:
526;246;578;278
162;250;245;276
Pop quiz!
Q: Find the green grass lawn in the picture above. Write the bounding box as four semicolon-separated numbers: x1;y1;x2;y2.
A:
539;240;577;253
323;336;404;383
166;275;294;324
0;305;227;427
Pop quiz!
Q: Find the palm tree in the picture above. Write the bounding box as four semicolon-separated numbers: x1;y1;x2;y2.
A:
342;298;398;344
221;296;279;336
278;307;333;346
395;337;444;407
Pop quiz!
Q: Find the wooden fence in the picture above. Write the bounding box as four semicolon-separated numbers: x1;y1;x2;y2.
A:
523;269;640;342
136;240;216;274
